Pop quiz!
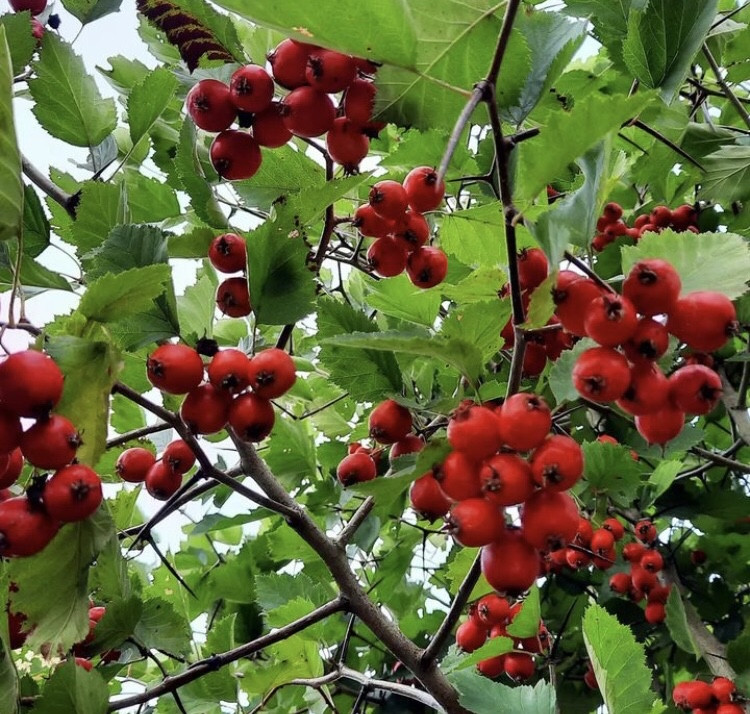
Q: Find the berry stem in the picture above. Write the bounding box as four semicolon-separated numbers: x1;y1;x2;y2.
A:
702;43;750;130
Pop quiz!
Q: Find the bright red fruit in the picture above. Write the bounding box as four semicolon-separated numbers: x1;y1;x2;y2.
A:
0;449;23;489
389;435;424;460
446;498;503;547
402;166;445;213
44;465;103;522
281;87;336;137
247;348;297;399
635;406;685;445
367;237;408;277
435;450;482;501
572;347;631;402
498;393;551;451
529;435;584;492
641;550;664;572
644;602;666;624
602;517;625;540
353;204;395;238
0;498;59;557
409;473;450;521
673;680;714;710
116;448;155;483
622;317;669;363
210;130;262;180
229;393;275;442
229;64;274;113
21;415;81;470
635;520;658;544
616;363;670;416
478;654;506;678
504;652;535;680
480;453;535;507
337;452;377;486
406;246;448;289
208;233;247;274
517;248;548;291
10;0;47;14
623;542;646;562
476;594;510;626
147;344;204;395
716;704;744;714
251;103;293;148
216;277;252;317
0;410;22;453
622;259;681;316
609;572;631;594
326;117;369;171
392;211;430;252
162;440;196;475
668;364;722;415
369;180;409;220
344;78;376;124
0;350;64;418
521;490;579;550
667;291;737;353
447;403;501;459
455;619;487;652
208;349;250;394
145;461;182;501
584;294;638;347
590;528;615;554
305;49;357;93
180;384;231;435
711;678;736;704
186;79;237;133
552;272;603;336
369;400;412;444
267;39;313;89
481;529;540;595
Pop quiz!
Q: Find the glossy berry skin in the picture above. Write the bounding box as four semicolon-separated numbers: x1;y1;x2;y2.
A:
673;680;714;710
248;348;297;399
667;291;737;353
623;259;681;316
711;678;736;704
252;102;293;148
393;211;430;253
0;410;22;455
635;520;658;544
603;517;625;541
267;39;313;89
0;449;23;490
455;619;487;652
10;0;47;13
669;364;722;415
344;78;376;124
389;434;424;460
208;233;247;274
216;277;252;318
147;344;204;395
572;347;631;402
552;272;603;337
409;473;450;521
145;461;182;501
636;406;685;445
446;498;503;547
616;363;670;416
210;130;262;181
186;79;237;133
367;237;408;277
609;572;632;594
716;705;744;714
447;403;501;460
229;65;274;113
0;497;59;557
305;49;357;93
481;529;540;595
480;453;535;507
281;87;336;138
406;246;448;289
116;448;155;483
353;204;395;238
180;384;231;435
44;464;103;523
326;117;369;171
208;349;250;394
623;542;646;562
369;400;412;444
498;393;551;452
336;452;376;487
584;294;638;347
529;435;584;491
641;550;664;572
590;528;615;555
478;654;506;678
504;652;535;680
517;248;548;291
436;450;482;501
575;517;594;546
521;489;579;551
229;393;275;442
0;350;64;418
21;415;81;470
403;166;445;213
622;317;669;363
162;440;196;475
369;180;409;220
477;594;510;626
644;602;666;624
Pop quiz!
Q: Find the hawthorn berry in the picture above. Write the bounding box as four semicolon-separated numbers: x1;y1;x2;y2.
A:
369;400;412;444
497;393;551;452
517;248;548;291
162;440;196;475
480;453;535;507
635;520;658;544
353;204;395;238
229;64;274;113
145;461;182;501
208;233;247;274
406;246;448;289
216;277;252;317
667;291;738;353
447;402;501;459
435;450;483;501
609;572;631;594
711;678;736;704
644;602;666;624
635;405;685;445
229;393;275;442
389;434;424;460
186;79;237;133
336;452;377;487
616;363;670;416
503;652;535;680
478;654;506;678
281;87;336;137
392;211;430;252
147;343;204;395
602;517;625;541
44;464;103;522
0;449;23;490
623;542;646;563
521;489;579;551
180;384;232;435
326;117;369;172
717;704;744;714
446;498;503;547
10;0;47;13
0;497;59;557
573;347;631;402
622;317;670;363
251;102;293;148
267;39;313;89
248;348;297;399
21;415;81;470
641;550;664;573
367;237;408;277
210;130;262;180
0;350;64;418
673;680;714;710
305;49;357;93
369;180;409;220
402;166;445;213
476;594;510;627
116;448;155;484
207;349;251;394
409;473;450;521
552;272;603;337
455;619;487;652
584;294;638;347
668;364;722;415
344;78;376;124
529;435;584;492
623;259;682;316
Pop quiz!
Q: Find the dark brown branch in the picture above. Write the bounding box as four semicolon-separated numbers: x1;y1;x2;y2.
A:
689;445;750;474
720;371;750;446
628;120;705;171
563;250;616;294
106;422;171;449
703;44;750;130
21;155;77;218
337;497;376;546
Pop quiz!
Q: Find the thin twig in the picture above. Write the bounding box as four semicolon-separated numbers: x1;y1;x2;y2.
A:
689;446;750;474
702;44;750;130
337;497;376;546
628;120;705;171
563;251;616;293
106;422;172;449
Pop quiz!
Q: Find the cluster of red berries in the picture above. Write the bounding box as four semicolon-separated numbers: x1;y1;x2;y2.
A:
186;38;381;180
673;677;743;714
565;258;736;444
145;343;296;495
208;232;251;319
455;592;549;681
116;439;195;501
353;168;448;288
0;350;103;559
592;202;699;252
545;514;625;575
607;519;671;624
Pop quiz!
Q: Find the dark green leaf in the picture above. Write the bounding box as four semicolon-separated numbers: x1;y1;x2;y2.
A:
22;185;50;257
700;146;750;204
450;669;557;714
0;12;36;77
61;0;123;24
127;66;179;147
123;171;181;223
0;637;18;714
0;27;22;243
90;596;143;653
134;598;191;656
664;588;701;658
32;660;108;714
83;224;169;279
176;267;218;342
70;181;129;254
507;585;541;638
440;299;510;360
582;441;642;505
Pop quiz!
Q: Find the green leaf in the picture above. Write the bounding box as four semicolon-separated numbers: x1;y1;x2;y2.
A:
642;460;683;508
22;185;51;257
0;27;22;243
123;171;181;223
127;67;179;147
622;0;719;102
324;330;484;383
32;660;108;714
664;588;701;658
440;203;507;268
70;181;129;254
83;224;169;279
176;267;218;342
621;230;750;300
0;12;36;76
450;669;557;714
134;598;191;656
0;638;18;714
548;339;591;404
516;93;652;201
255;573;334;612
441;299;510;361
582;441;642;505
521;275;556;330
9;509;114;652
29;34;116;148
264;417;317;491
582;604;662;714
362;272;442;327
90;596;142;654
351;471;416;515
0;243;72;291
700;146;750;204
61;0;123;24
506;585;541;638
441;638;513;673
79;265;172;323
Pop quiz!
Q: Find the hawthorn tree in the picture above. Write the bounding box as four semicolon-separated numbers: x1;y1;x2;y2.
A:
1;0;750;712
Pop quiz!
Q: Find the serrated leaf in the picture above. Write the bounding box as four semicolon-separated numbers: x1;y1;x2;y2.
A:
362;272;442;327
123;171;181;223
177;267;218;342
22;185;50;257
127;67;179;147
29;34;116;147
9;510;114;652
0;12;36;76
521;275;556;330
622;0;719;102
32;660;108;714
700;146;750;204
62;0;123;24
440;203;507;268
0;637;18;714
90;596;143;654
582;441;642;505
506;585;541;638
255;573;334;612
664;588;701;658
621;230;750;300
0;27;22;243
83;224;169;280
450;669;557;714
642;460;683;508
134;598;191;656
547;338;591;404
70;181;129;254
441;299;510;360
583;604;662;714
441;638;513;674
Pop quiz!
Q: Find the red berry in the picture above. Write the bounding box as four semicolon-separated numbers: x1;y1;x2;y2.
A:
522;342;547;377
186;79;236;133
447;403;501;460
326;117;369;172
208;349;251;394
10;0;47;13
21;415;81;470
402;166;445;213
369;180;409;220
478;655;506;678
603;202;623;221
668;364;722;415
498;393;551;452
162;440;196;475
367;237;408;277
389;435;424;460
344;78;376;124
409;473;450;521
369;400;412;444
31;18;44;40
711;678;736;704
641;550;664;572
650;205;672;227
392;211;430;253
406;246;448;289
668;291;737;353
281;87;336;138
229;393;275;442
0;449;23;490
247;348;297;399
521;490;579;551
435;451;482;501
476;594;510;627
305;49;357;93
517;248;548;291
145;461;181;501
0;410;22;453
208;233;247;274
616;363;670;416
673;680;714;710
116;448;155;484
529;435;584;492
503;652;535;680
635;520;658;544
229;64;274;113
623;259;682;316
631;566;658;593
648;585;670;604
584;294;638;347
670;204;698;231
690;549;707;565
584;665;598;690
180;384;231;435
644;602;666;624
609;572;631;594
445;498;503;547
480;453;535;507
572;347;631;402
602;517;625;541
44;464;102;523
565;547;590;569
575;517;594;546
210;130;262;180
455;619;487;652
622;317;670;363
251;102;293;148
589;528;615;554
353;204;395;238
717;705;744;714
336;452;376;487
0;350;64;418
73;657;93;671
552;272;603;337
267;39;313;89
623;542;646;562
146;344;204;395
635;406;685;445
0;497;59;557
216;277;252;318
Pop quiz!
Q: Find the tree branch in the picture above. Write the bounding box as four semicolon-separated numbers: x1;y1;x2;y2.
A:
21;155;77;217
106;422;172;449
337;497;376;546
702;44;750;130
720;371;750;445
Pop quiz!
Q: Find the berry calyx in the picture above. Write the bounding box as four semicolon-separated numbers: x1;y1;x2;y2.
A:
146;343;204;395
208;233;247;274
622;259;681;316
186;79;237;133
43;464;103;522
497;393;551;452
207;349;251;394
229;64;274;114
